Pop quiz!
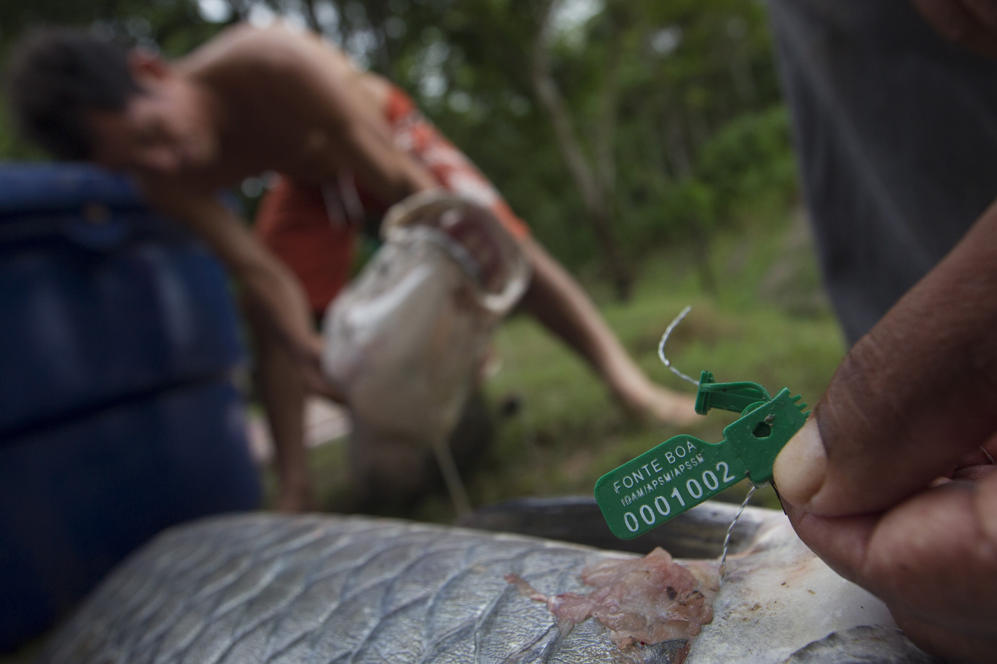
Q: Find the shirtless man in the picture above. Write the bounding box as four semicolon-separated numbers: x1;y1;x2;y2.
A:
7;24;695;510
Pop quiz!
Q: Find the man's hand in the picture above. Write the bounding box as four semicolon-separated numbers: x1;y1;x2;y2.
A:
914;0;997;57
772;200;997;662
297;333;348;404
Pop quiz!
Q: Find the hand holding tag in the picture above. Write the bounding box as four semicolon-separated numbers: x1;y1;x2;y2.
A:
595;371;808;540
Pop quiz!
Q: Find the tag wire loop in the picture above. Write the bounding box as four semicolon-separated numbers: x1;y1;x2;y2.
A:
719;484;757;580
657;305;700;387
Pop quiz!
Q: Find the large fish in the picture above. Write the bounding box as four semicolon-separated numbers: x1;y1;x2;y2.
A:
39;501;937;663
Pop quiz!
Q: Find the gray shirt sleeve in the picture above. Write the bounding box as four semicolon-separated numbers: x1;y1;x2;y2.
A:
768;0;997;344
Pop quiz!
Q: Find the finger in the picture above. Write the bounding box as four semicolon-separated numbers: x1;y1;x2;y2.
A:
305;333;325;359
950;464;996;482
889;604;997;663
306;370;348;403
914;0;979;39
913;0;997;57
784;476;997;611
982;468;997;543
780;501;879;586
962;0;997;31
954;443;997;470
781;449;997;661
983;431;997;460
774;202;997;515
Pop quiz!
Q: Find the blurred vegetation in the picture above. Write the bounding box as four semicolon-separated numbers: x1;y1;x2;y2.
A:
0;0;843;528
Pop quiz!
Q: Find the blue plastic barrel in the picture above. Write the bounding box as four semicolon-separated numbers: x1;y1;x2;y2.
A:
0;164;262;651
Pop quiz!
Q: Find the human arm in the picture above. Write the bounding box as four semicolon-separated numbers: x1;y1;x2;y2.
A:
142;184;344;402
242;288;315;512
772;200;997;662
209;24;439;204
913;0;997;57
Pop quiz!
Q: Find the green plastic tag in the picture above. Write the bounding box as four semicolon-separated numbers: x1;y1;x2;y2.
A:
594;372;808;540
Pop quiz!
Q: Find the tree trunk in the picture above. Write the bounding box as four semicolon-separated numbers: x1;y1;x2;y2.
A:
300;0;322;33
529;1;633;301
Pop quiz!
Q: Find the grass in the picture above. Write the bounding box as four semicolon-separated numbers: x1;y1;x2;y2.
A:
295;202;846;523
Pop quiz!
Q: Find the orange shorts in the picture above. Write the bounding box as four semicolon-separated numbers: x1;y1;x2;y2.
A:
253;179;357;317
254;85;528;314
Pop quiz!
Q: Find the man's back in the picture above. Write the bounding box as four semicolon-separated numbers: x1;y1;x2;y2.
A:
141;24;403;197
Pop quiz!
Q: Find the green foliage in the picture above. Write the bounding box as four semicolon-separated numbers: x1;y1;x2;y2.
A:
0;104;38;161
695;106;797;221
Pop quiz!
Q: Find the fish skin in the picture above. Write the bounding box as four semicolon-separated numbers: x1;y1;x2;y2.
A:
38;505;937;664
685;507;941;663
781;625;940;663
39;514;688;664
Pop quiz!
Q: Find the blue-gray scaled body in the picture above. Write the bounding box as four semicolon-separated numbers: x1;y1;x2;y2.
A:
40;504;938;663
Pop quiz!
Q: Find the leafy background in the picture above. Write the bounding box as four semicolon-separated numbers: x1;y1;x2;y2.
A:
0;0;846;585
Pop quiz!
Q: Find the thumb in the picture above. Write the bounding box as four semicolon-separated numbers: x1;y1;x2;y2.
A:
912;0;997;59
774;203;997;516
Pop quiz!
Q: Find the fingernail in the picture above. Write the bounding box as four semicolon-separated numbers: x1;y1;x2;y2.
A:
773;418;827;508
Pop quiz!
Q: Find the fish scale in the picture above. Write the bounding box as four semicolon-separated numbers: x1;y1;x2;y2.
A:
38;508;935;663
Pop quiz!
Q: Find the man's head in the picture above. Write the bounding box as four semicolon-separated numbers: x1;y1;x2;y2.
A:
6;27;217;177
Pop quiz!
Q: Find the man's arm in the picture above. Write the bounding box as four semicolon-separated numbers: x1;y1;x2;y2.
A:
913;0;997;57
142;184;342;400
215;24;438;204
